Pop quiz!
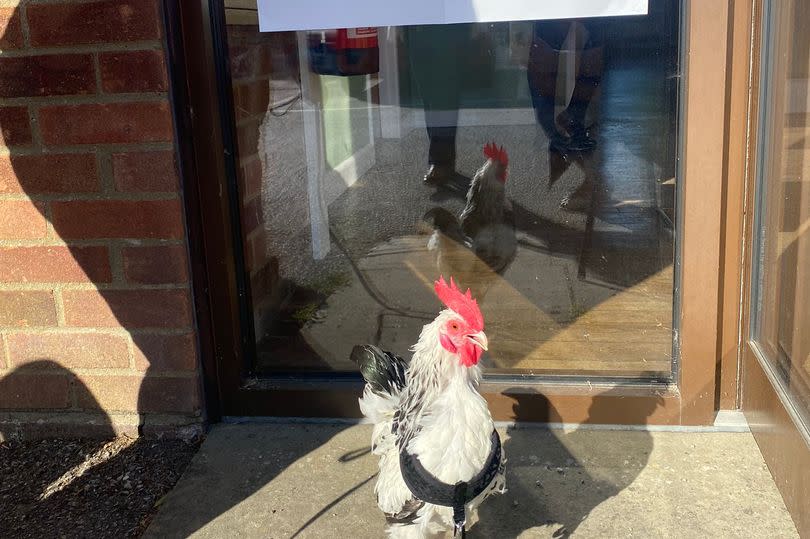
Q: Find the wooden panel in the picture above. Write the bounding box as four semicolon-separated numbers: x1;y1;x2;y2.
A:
743;350;810;536
678;0;731;424
717;0;756;410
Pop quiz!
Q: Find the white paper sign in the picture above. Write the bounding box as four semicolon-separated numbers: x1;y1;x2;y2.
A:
258;0;648;32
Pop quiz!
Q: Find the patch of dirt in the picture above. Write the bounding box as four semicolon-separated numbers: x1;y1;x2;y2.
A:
0;436;200;538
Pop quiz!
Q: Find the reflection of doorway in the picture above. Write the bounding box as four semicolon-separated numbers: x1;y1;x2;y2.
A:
178;1;733;427
248;8;681;379
295;31;377;260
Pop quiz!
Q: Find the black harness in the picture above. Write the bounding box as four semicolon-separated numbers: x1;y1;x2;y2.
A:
399;429;502;538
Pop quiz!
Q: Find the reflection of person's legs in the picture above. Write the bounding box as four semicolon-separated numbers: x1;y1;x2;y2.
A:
527;21;569;144
559;22;604;150
426;112;457;172
407;25;465;184
527;42;560;141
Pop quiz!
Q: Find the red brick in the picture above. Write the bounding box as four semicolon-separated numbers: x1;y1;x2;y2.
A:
39;102;173;145
0;291;56;327
0;372;70;409
7;332;129;369
0;201;47;240
229;42;274;80
250;262;280;305
239;157;262;201
240;196;264;234
76;374;198;413
0;246;111;283
50;199;184;239
0;107;31;147
0;55;95;98
112;150;178;192
133;333;196;371
0;8;23;49
245;228;268;273
233;79;270;121
100;50;167;93
139;376;199;413
0;153;99;194
236;117;261;158
122;245;188;284
75;374;139;412
27;0;161;47
62;289;192;329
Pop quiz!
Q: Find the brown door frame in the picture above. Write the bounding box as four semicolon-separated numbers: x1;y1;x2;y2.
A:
738;0;810;534
171;0;744;425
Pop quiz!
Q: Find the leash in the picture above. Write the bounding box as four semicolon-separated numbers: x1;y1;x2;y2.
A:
399;429;502;537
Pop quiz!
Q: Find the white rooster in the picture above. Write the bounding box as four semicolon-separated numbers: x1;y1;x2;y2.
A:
351;276;505;538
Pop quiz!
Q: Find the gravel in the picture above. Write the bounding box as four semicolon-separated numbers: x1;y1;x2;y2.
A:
0;436;200;538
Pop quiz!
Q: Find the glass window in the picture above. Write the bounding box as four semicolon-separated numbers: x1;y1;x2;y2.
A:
223;2;682;379
751;0;810;428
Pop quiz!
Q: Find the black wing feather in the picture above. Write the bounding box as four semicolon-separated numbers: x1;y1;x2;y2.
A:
423;207;467;246
350;345;408;395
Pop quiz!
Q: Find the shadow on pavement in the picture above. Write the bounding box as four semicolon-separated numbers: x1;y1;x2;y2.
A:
475;388;659;537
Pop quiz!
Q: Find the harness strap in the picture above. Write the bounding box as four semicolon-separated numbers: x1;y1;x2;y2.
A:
399;430;502;537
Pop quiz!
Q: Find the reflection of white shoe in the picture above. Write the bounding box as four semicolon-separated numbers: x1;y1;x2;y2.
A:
560;192;590;212
423;165;454;186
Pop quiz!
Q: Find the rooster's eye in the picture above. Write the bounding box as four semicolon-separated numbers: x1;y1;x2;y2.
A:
450;322;459;331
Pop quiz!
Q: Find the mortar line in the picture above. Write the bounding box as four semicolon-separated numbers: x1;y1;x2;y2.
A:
1;330;10;369
109;240;125;285
126;333;136;371
17;1;30;49
0;41;163;57
1;93;168;106
93;51;103;94
29;106;43;150
0;141;175;155
53;286;66;326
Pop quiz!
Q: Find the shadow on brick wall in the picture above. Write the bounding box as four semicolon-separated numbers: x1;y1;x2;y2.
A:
0;3;301;535
0;0;200;443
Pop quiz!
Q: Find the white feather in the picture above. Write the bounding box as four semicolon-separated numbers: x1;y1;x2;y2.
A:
357;310;506;538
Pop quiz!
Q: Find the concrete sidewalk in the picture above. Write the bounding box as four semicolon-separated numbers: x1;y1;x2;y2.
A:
145;423;798;538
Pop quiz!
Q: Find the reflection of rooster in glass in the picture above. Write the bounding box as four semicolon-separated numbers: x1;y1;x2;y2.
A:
424;144;517;299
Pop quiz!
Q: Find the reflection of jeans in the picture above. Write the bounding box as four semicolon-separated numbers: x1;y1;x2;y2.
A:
425;111;457;167
407;25;468;167
528;85;558;142
527;19;605;142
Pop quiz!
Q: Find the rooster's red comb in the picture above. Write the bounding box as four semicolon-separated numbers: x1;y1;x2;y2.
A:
483;142;508;168
434;276;484;332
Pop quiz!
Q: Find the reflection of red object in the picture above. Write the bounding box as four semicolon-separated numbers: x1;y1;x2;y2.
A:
335;27;378;50
307;27;379;76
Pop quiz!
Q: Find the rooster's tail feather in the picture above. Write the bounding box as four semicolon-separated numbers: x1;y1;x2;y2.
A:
423;208;466;246
351;345;407;396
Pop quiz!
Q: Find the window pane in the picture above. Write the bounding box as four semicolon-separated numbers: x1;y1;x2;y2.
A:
223;2;682;378
752;0;810;427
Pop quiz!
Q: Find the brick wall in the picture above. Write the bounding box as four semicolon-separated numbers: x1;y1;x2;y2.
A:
227;24;285;337
0;0;201;439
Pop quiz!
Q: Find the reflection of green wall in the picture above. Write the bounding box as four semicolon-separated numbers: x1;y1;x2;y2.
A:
398;22;533;110
319;75;370;168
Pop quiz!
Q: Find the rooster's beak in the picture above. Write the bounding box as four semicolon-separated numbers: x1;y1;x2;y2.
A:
466;331;488;351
